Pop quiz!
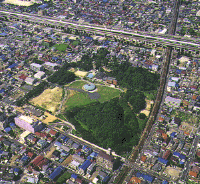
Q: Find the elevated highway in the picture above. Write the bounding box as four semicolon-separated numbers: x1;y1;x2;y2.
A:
0;10;199;51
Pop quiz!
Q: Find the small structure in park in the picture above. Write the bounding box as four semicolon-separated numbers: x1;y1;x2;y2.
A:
83;83;96;92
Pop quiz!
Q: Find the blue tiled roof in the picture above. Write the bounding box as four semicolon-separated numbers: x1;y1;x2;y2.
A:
8;63;18;69
173;152;180;157
79;160;91;171
170;132;176;138
0;89;5;93
180;154;186;160
49;166;64;180
71;173;78;179
158;157;168;165
4;127;11;133
10;123;15;127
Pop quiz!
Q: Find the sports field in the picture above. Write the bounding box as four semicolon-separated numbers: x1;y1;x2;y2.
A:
96;85;121;103
64;90;96;110
67;80;88;89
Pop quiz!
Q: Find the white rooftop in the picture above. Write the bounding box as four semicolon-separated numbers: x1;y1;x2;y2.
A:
30;63;42;68
45;62;58;67
34;71;45;79
70;160;80;167
19;115;33;124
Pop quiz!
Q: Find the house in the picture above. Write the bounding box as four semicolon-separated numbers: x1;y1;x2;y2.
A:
96;151;115;171
87;162;96;174
54;141;62;148
129;177;141;184
140;155;147;162
78;160;91;175
189;171;197;178
44;62;58;70
19;74;27;81
158;157;168;165
37;139;47;149
72;154;85;164
71;174;78;182
98;171;107;180
162;150;171;160
49;129;58;137
69;160;81;170
76;178;83;184
31;155;48;170
49;166;64;181
71;143;80;150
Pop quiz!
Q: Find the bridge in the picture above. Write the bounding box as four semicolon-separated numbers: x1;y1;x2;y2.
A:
0;10;199;53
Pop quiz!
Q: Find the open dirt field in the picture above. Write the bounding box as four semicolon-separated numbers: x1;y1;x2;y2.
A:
74;70;88;77
179;122;197;134
30;87;62;114
61;155;73;166
164;166;181;180
2;0;34;6
140;99;153;116
43;112;58;124
45;146;56;159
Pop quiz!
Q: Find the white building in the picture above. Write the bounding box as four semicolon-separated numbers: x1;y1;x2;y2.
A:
25;77;37;85
2;0;42;6
164;96;182;108
30;63;43;72
152;64;159;71
44;62;58;70
69;160;81;170
34;71;45;79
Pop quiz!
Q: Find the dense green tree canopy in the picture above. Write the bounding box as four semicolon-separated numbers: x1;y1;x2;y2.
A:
65;98;141;155
47;63;76;85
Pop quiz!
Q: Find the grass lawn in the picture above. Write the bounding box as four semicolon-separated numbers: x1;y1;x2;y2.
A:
67;80;88;89
65;91;96;110
172;110;199;125
97;85;121;103
72;40;80;46
53;43;69;52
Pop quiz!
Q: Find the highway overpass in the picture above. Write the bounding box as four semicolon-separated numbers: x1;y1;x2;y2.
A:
0;10;200;51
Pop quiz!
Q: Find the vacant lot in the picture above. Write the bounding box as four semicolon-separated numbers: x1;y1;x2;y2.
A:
96;85;121;103
140;99;154;117
74;70;88;77
45;146;56;159
172;111;199;125
30;87;62;114
43;112;58;124
164;166;182;180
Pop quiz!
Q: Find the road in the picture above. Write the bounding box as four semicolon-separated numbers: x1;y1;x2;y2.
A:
0;10;200;50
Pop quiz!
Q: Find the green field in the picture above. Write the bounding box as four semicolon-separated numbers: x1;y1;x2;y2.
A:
67;81;88;89
53;44;69;52
65;91;96;110
97;85;121;103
